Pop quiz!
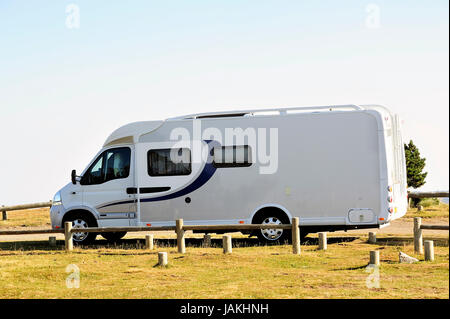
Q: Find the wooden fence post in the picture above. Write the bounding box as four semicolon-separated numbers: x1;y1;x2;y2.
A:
49;236;57;247
145;234;154;250
158;252;168;266
368;232;376;244
203;234;211;248
2;205;6;221
424;240;434;261
176;219;186;254
64;221;73;251
370;250;380;266
292;217;301;255
414;217;423;254
318;232;327;250
223;235;232;254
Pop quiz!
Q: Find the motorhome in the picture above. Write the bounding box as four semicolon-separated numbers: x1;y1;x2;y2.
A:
50;104;408;244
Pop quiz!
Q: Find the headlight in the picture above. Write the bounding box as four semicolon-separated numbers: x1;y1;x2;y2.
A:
52;191;62;206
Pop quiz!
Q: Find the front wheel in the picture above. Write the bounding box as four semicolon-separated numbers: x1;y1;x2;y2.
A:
64;213;98;245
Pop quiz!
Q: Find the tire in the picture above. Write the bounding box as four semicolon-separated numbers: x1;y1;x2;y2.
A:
254;210;291;244
101;232;127;242
64;212;98;245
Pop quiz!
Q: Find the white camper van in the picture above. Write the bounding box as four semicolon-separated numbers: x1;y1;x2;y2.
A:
50;104;408;244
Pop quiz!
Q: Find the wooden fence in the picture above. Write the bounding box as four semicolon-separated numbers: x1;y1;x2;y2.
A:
408;191;449;199
1;201;52;220
408;190;449;208
1;215;448;264
413;217;449;254
0;218;303;254
1;195;448;258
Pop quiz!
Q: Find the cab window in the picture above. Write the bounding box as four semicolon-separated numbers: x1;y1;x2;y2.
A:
81;147;131;185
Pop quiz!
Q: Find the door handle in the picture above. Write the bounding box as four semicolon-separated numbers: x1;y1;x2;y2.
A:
126;187;171;194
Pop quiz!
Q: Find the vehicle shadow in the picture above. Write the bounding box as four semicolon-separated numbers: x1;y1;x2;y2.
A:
114;235;358;248
0;235;360;252
372;236;449;247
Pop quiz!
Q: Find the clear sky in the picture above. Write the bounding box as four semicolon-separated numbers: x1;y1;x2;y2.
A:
0;1;448;205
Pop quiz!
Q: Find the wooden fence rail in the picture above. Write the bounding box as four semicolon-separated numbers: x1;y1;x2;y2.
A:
408;191;449;199
0;229;63;236
420;225;449;230
1;201;53;220
2;202;53;212
413;217;449;254
407;190;449;208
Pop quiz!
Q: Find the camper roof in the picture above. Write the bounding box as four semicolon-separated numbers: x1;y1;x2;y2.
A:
166;104;366;120
103;104;391;147
103;121;163;147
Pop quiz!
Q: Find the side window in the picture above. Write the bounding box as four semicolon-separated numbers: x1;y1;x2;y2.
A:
213;145;252;168
148;148;191;176
81;147;131;185
105;148;131;182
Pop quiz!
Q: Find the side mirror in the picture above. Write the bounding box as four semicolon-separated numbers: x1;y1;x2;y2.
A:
71;170;77;185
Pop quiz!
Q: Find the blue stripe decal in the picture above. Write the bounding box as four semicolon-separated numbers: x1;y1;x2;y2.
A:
98;140;219;209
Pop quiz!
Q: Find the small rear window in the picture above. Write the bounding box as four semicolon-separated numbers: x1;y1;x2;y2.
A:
213;145;252;168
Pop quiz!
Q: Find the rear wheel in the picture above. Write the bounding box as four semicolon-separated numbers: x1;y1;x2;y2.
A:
101;232;127;242
64;212;97;245
254;211;291;244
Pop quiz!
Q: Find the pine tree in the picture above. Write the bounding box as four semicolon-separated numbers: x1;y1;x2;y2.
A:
404;140;427;189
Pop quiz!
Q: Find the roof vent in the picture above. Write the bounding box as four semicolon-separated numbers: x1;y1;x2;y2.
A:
194;113;248;119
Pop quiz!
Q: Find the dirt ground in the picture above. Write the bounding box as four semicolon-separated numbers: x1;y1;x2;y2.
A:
333;217;449;236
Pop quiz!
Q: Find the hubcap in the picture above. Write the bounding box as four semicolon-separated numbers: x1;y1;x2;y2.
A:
261;217;283;240
72;219;89;242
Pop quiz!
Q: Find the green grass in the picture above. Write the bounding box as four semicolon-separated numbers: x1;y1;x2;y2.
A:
0;236;448;299
418;198;441;207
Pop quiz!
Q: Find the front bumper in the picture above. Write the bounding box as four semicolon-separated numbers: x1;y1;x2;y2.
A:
50;204;65;228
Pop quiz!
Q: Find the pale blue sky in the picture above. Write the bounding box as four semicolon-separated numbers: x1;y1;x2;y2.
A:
0;1;448;204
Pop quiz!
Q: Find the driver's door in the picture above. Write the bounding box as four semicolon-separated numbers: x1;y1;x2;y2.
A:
80;146;136;225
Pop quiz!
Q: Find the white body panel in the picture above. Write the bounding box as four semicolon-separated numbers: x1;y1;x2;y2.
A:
51;104;408;232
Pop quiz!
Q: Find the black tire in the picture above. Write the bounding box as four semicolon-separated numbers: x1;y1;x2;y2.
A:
101;232;127;242
63;212;98;245
253;210;291;244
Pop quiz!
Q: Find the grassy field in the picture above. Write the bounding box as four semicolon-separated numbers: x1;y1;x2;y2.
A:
404;203;449;219
0;208;51;228
0;236;448;299
0;203;448;299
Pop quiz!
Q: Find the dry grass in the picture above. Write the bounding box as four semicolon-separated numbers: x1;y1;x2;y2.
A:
0;236;448;299
0;205;448;299
0;208;50;228
405;203;449;219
